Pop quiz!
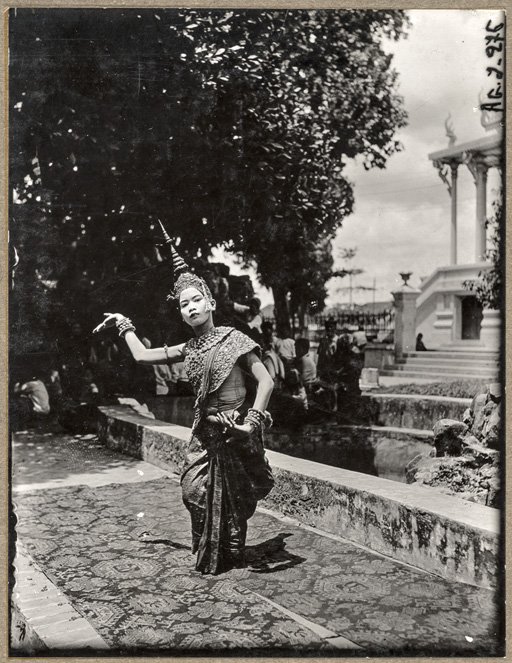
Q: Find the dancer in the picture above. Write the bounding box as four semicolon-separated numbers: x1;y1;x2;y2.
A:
93;225;274;574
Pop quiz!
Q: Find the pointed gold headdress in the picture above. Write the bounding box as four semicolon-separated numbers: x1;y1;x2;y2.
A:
158;221;214;305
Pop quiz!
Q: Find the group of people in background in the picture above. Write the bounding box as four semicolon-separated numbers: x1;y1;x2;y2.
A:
317;319;366;393
11;304;368;431
10;319;195;432
259;316;367;422
11;295;266;433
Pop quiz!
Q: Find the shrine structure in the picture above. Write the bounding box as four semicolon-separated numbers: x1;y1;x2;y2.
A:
414;108;503;350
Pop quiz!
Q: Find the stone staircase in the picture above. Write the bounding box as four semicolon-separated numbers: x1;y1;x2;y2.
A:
380;347;500;382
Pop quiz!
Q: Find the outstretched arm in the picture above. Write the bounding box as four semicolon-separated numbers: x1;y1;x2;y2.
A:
93;313;184;365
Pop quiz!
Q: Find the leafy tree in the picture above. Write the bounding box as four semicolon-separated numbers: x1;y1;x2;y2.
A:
10;9;409;349
180;10;409;328
463;196;503;310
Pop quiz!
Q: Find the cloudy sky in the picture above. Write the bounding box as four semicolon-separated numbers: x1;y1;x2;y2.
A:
212;9;504;308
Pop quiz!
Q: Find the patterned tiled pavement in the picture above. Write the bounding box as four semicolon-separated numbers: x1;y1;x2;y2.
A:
11;429;503;657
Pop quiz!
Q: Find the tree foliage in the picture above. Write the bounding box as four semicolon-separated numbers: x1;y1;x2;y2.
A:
10;9;409;349
463;196;503;310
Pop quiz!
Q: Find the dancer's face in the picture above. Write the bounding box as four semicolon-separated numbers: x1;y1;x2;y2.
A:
179;287;214;328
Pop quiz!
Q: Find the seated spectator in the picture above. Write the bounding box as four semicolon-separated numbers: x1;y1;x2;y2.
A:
416;333;428;351
352;326;368;353
78;369;100;404
232;297;263;344
335;335;362;397
154;364;176;396
339;327;353;346
15;376;50;415
11;373;51;431
294;338;317;386
47;369;63;408
274;324;296;371
231;301;254;338
317;318;339;384
247;297;263;333
284;368;308;410
263;344;286;391
129;338;156;402
261;320;277;350
141;337;176;396
174;361;194;396
93;337;120;398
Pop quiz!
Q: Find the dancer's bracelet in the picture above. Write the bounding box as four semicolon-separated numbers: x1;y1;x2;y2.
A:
244;413;262;430
116;317;136;337
244;409;273;431
247;408;265;423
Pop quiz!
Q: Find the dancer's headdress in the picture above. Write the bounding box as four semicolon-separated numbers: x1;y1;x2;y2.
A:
158;221;214;306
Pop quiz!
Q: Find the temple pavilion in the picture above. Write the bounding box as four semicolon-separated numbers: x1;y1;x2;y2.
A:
415;109;503;350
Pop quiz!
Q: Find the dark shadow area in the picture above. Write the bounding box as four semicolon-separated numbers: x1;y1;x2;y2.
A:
335;392;380;427
145;396;195;428
138;533;190;550
12;641;503;659
245;533;306;574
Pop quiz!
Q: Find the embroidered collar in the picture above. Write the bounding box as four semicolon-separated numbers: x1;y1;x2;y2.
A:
185;326;233;355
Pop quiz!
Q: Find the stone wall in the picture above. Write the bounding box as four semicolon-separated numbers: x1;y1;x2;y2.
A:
142;393;469;432
264;457;499;590
139;394;470;484
98;407;191;475
362;393;470;429
97;405;500;588
265;424;432;483
363;343;394;371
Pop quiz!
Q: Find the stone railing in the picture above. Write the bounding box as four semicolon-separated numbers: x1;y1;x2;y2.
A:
97;405;500;589
417;263;491;308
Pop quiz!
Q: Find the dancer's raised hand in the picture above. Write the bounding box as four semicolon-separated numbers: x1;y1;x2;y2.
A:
92;312;125;334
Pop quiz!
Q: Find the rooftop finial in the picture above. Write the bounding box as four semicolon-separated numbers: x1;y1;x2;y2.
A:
445;113;456;147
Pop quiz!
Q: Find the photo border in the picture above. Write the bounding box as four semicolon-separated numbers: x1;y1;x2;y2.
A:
1;1;509;661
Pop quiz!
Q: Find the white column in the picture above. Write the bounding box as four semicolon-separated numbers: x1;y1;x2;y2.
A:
480;309;501;350
475;163;488;262
450;163;458;265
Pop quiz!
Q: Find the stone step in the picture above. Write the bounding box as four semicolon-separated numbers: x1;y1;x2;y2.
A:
380;369;497;381
388;363;498;376
438;344;499;352
360;393;470;430
400;352;499;366
395;358;500;373
337;424;433;440
404;351;499;361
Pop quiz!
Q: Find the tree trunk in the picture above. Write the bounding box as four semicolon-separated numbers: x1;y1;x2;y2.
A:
298;301;307;335
271;283;291;335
